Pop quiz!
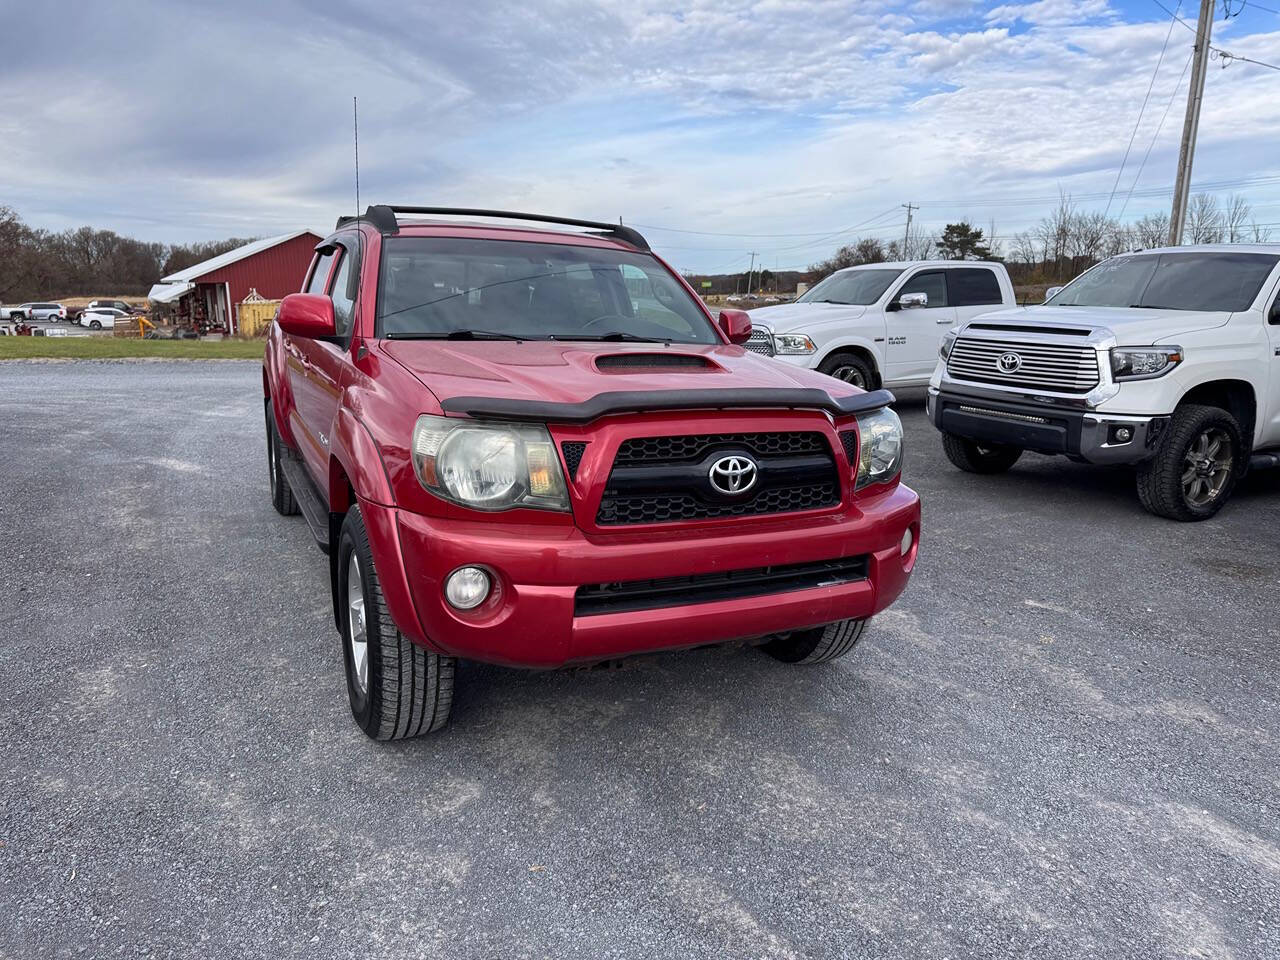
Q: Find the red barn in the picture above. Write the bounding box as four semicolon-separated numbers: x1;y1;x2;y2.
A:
149;230;323;334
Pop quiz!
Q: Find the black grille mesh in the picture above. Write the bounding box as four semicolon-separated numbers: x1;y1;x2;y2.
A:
614;431;826;465
597;482;839;525
839;430;859;466
561;441;588;479
596;354;711;369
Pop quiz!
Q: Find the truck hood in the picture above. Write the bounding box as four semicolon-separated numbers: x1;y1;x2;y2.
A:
748;302;867;332
381;339;864;410
966;305;1229;345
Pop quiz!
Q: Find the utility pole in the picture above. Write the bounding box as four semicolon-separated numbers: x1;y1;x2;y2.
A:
901;203;918;259
746;251;758;294
1169;0;1215;246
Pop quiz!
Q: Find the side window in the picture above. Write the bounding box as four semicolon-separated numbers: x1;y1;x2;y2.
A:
329;247;359;338
897;271;947;308
1270;286;1280;325
948;268;1003;307
306;250;336;294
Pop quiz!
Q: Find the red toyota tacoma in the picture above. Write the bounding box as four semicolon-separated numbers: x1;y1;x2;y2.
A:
263;206;920;740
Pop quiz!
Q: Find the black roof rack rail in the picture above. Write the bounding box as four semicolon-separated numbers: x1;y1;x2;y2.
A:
335;205;649;250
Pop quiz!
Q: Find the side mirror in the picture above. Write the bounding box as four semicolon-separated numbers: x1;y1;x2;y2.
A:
278;293;336;339
1044;286;1063;303
717;308;752;345
897;292;928;310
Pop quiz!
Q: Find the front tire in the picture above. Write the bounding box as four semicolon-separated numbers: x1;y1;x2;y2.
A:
1136;404;1241;522
818;352;877;390
942;432;1023;474
265;403;299;516
338;506;456;739
762;619;866;664
89;320;101;330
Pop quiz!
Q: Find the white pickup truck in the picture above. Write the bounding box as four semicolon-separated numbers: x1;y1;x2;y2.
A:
928;244;1280;521
747;260;1017;389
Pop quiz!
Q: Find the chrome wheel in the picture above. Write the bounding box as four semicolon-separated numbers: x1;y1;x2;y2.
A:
829;364;867;388
1181;426;1233;508
347;556;369;695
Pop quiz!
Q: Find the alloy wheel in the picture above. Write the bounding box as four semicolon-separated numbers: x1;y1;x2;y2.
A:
830;364;867;388
347;556;369;695
1181;426;1233;508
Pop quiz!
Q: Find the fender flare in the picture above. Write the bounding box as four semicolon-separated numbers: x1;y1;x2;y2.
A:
330;405;394;509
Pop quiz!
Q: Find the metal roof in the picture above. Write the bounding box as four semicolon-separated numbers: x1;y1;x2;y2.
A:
147;281;194;304
160;230;320;283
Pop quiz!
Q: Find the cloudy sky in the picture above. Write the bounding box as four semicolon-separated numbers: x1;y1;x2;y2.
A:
2;0;1278;271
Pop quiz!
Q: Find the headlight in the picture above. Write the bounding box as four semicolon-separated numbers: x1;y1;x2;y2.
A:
773;333;817;355
940;330;958;360
1110;346;1182;381
411;415;569;511
854;407;903;490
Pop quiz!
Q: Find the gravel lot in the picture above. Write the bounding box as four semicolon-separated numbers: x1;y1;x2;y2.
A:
2;362;1277;959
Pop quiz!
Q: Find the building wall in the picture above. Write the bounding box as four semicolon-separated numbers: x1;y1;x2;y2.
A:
192;232;322;332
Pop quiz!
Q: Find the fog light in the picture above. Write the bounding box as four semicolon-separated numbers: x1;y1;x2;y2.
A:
1115;426;1133;442
900;527;913;557
445;566;491;610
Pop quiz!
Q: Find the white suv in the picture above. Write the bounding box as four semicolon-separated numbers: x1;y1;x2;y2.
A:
748;261;1016;389
928;245;1280;520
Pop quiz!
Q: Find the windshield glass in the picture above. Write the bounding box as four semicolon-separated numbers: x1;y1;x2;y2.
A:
796;268;903;305
1047;252;1279;312
376;237;718;343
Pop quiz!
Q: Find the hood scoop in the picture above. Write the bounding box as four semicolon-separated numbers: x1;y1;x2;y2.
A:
595;353;715;371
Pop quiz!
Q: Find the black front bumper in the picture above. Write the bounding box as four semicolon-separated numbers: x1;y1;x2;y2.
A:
927;388;1167;464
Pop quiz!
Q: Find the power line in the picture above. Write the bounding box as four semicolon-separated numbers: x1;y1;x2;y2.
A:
1151;0;1280;69
1105;1;1182;217
1118;48;1195;221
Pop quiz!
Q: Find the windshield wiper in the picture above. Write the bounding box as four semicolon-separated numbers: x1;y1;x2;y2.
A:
1127;304;1180;310
553;332;670;343
805;298;851;305
386;330;536;341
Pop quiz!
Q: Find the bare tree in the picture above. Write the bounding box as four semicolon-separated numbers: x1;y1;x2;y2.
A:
1251;220;1274;242
1224;194;1251;243
1185;193;1224;244
1132;212;1170;248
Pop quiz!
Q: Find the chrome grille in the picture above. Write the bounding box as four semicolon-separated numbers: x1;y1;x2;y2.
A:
947;337;1100;393
744;328;775;356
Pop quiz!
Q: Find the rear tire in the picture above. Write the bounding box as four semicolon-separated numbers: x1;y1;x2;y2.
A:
89;320;101;330
265;403;299;516
942;432;1023;474
818;352;877;390
338;506;456;739
1136;404;1241;522
762;618;866;664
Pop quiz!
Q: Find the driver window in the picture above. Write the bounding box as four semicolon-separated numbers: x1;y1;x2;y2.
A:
897;271;947;308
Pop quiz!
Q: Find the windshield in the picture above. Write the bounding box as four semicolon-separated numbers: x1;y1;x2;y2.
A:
376;237;718;343
1047;252;1279;312
796;268;903;305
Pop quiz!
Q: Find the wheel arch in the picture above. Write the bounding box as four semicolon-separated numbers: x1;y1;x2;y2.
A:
1177;379;1257;452
816;342;883;389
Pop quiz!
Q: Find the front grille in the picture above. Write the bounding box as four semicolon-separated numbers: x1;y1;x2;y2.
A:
597;431;839;525
947;337;1100;393
744;328;775;356
561;441;587;479
575;556;868;616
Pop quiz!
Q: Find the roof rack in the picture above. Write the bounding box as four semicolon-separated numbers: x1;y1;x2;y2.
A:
334;205;650;251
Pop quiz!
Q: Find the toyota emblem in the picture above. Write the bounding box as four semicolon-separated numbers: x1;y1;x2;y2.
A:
708;455;758;495
997;352;1023;373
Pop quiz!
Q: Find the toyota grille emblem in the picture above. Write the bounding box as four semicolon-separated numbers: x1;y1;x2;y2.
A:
997;352;1023;374
708;455;758;496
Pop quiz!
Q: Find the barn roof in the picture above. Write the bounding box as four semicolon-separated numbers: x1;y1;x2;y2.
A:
148;282;194;303
160;230;321;283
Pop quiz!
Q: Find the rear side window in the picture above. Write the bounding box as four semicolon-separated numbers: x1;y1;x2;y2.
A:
306;250;336;294
898;271;947;307
948;268;1002;307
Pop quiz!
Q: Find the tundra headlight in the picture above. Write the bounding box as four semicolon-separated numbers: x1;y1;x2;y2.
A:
854;407;904;490
411;415;569;511
940;330;958;360
773;333;817;355
1110;346;1182;381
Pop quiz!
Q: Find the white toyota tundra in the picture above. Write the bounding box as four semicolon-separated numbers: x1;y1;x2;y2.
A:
928;245;1280;521
747;261;1017;390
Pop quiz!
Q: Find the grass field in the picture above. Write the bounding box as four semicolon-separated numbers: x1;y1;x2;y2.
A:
0;337;263;360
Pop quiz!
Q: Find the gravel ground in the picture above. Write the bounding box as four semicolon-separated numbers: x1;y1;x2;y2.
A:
2;362;1277;959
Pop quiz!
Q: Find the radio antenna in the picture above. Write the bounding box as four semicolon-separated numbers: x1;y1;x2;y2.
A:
353;96;361;220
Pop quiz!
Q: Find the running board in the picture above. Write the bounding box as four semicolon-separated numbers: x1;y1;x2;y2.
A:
279;457;332;554
1250;452;1280;471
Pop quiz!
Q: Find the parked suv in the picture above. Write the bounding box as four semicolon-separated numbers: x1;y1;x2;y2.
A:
747;261;1016;389
263;206;920;739
10;302;66;322
928;245;1280;520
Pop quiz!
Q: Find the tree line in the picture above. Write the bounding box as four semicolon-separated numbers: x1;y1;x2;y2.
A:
0;205;254;303
807;192;1273;286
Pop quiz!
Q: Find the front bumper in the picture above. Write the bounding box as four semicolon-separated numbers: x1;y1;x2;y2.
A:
927;386;1168;464
360;485;921;668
